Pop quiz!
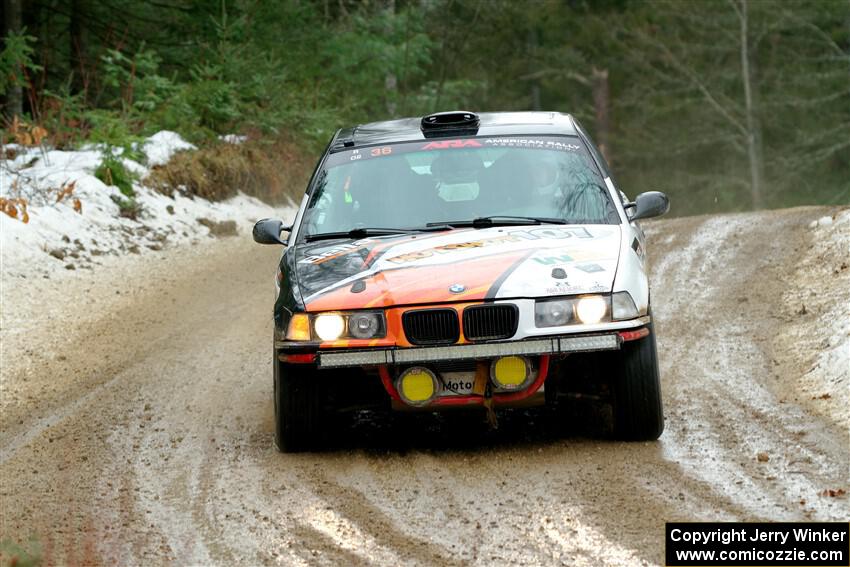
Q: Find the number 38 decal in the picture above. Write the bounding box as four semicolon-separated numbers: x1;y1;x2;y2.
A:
370;146;392;157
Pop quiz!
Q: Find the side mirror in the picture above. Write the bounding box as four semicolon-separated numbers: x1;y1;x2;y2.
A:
252;218;291;245
627;191;670;221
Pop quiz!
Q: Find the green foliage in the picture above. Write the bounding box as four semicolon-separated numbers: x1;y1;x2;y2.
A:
184;63;241;132
83;109;141;148
0;537;42;567
0;29;40;96
4;0;847;211
95;151;137;198
101;46;177;115
36;85;87;145
98;147;143;218
320;9;435;116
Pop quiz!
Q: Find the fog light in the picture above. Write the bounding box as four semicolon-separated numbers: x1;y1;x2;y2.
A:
575;295;607;324
490;356;531;390
396;367;439;406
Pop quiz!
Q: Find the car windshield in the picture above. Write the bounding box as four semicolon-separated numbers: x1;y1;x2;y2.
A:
299;135;619;240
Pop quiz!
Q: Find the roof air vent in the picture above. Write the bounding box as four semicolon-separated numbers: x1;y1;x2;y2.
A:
420;111;480;137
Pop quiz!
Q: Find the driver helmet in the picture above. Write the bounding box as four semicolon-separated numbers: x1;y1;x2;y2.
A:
533;154;561;196
429;150;485;186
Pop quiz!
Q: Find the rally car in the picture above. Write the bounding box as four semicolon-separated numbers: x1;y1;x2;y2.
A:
253;111;669;452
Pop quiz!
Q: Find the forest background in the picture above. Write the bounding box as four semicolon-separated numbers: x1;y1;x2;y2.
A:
2;0;848;214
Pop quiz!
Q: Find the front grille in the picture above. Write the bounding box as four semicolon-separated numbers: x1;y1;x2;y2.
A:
463;304;519;341
402;309;460;345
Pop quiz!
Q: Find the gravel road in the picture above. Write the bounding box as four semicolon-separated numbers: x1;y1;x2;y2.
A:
1;206;847;566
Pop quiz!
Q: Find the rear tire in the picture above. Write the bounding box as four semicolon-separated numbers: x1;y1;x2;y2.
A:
274;355;323;452
610;325;664;441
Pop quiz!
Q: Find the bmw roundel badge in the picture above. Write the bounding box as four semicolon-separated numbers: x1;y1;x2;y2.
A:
449;283;466;294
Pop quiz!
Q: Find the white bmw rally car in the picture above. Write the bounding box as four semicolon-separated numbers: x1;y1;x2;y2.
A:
253;110;670;451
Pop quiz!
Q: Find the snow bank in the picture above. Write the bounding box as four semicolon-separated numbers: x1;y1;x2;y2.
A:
793;209;850;428
1;131;293;279
142;130;196;167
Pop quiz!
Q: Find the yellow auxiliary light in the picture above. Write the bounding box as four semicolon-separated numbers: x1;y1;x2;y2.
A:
490;356;531;390
396;367;439;406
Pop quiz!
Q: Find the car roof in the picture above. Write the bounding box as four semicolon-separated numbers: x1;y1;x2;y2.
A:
332;111;579;150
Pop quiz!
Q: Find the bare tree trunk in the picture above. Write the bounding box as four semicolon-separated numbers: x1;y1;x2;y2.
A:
530;84;541;111
384;0;398;116
738;0;765;209
592;67;611;165
385;73;398;116
3;0;23;119
398;7;412;116
528;28;541;110
69;0;85;94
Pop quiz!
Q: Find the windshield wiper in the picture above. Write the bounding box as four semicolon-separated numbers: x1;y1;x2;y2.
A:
304;225;450;242
426;215;568;229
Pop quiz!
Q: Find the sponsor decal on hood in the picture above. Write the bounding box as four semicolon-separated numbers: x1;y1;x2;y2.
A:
294;225;621;311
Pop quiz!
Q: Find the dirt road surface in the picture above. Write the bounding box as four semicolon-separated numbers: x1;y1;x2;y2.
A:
1;207;847;566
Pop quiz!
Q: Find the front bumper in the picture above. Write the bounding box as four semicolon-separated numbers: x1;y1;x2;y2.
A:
279;317;652;409
274;315;652;368
317;332;624;369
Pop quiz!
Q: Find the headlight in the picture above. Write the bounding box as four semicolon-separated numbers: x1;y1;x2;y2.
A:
612;292;639;320
535;299;574;327
575;296;607;324
314;314;346;341
535;295;612;327
289;311;387;341
348;312;385;339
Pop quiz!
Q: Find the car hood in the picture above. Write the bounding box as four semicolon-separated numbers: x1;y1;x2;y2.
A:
294;225;622;311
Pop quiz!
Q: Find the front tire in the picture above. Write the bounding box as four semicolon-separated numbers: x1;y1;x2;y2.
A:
610;325;664;441
274;355;323;452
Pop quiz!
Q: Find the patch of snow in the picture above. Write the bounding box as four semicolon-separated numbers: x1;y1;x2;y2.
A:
122;157;148;178
1;133;294;281
142;131;196;167
218;134;247;145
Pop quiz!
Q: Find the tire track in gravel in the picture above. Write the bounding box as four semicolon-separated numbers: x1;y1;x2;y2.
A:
287;521;375;566
646;208;848;521
295;465;466;567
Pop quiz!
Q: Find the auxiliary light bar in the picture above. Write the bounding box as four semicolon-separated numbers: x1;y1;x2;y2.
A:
317;334;620;369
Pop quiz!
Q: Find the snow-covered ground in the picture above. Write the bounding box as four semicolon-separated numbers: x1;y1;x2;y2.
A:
789;209;850;428
1;131;294;279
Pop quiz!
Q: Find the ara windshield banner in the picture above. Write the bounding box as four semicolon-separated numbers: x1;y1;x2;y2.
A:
324;135;589;168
